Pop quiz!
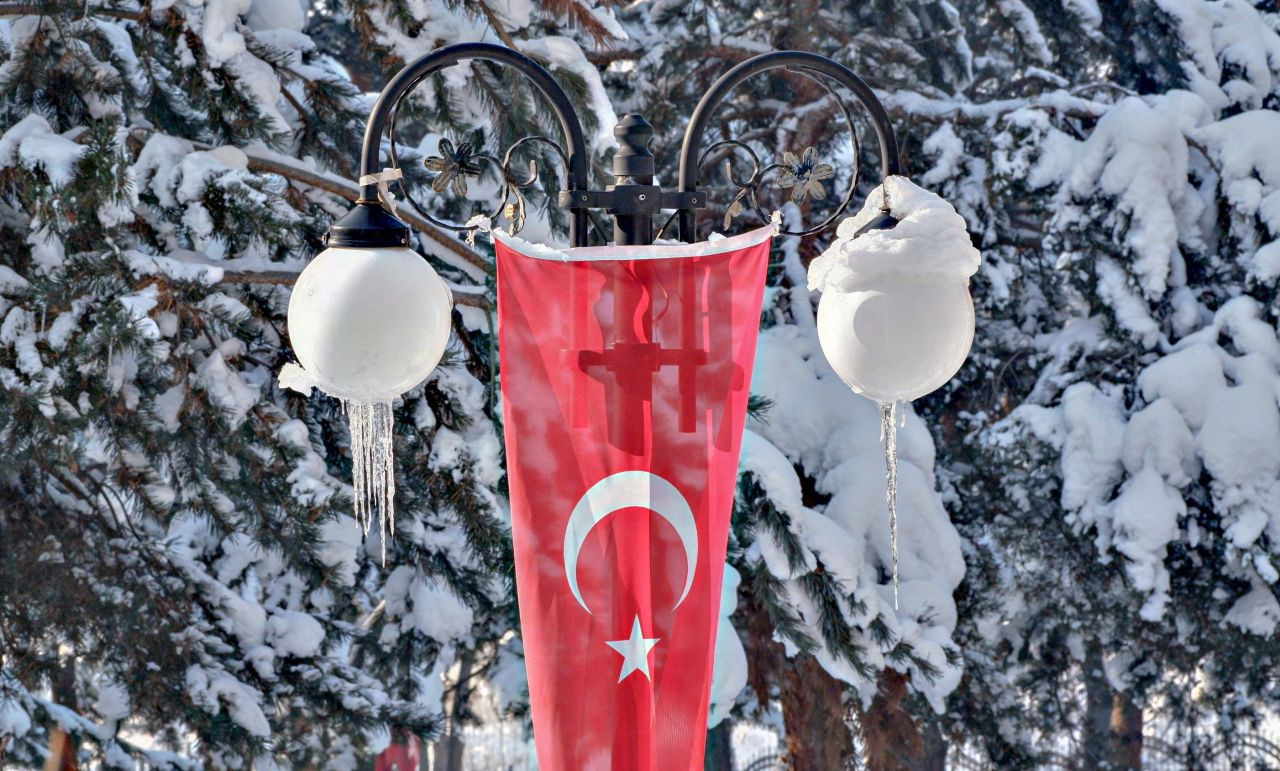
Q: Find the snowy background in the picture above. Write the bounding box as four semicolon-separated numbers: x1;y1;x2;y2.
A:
1;0;1279;768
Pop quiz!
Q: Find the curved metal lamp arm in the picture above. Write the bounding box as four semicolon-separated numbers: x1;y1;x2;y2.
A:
333;45;903;250
355;42;592;247
676;51;903;243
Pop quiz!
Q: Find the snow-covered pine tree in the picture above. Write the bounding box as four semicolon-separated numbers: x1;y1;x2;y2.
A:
604;2;976;767
913;0;1280;765
0;0;615;766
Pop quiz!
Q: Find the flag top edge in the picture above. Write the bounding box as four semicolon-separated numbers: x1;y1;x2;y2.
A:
492;224;775;262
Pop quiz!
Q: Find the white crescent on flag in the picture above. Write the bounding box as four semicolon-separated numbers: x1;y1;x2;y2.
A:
563;470;698;614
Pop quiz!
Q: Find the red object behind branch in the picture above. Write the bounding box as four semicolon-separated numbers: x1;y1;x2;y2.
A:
374;734;421;771
496;226;772;771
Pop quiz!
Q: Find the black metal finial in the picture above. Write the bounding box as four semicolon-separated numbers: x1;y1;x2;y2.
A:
613;114;655;182
557;113;704;244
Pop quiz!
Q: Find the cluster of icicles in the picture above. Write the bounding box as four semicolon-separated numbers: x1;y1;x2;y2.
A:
278;364;400;565
344;399;397;565
334;397;903;599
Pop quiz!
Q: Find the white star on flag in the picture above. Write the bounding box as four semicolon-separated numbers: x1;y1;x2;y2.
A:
605;615;660;683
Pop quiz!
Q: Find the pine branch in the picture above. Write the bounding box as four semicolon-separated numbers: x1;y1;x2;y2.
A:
23;693;200;770
217;266;492;309
584;47;644;66
532;0;618;46
0;2;144;19
120;131;464;275
476;1;519;49
234;149;493;277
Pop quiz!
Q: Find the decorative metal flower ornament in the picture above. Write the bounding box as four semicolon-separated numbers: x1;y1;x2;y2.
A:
777;147;834;203
721;189;747;230
424;138;482;196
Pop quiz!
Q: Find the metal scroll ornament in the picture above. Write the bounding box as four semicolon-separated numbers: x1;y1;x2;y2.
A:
418;135;560;238
720;145;837;230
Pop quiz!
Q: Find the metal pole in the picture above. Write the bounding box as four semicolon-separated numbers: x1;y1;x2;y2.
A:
610;114;656;246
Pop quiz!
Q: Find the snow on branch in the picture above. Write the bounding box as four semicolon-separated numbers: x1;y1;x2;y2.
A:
236;147;494;279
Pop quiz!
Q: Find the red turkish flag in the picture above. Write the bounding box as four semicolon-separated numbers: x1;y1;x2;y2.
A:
495;226;772;771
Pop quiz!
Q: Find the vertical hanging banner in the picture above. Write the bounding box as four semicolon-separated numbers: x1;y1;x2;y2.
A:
495;225;773;771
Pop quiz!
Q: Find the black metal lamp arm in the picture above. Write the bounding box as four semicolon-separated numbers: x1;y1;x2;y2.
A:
331;43;902;250
676;50;903;243
348;41;592;248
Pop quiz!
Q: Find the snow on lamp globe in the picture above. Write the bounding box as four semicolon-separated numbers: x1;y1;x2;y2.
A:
281;200;453;561
808;176;979;608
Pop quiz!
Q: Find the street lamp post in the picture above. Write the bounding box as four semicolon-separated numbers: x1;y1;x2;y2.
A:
284;40;983;541
283;41;979;769
283;38;938;561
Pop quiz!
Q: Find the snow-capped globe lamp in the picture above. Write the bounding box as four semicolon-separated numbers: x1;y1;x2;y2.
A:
810;177;978;406
807;176;979;610
283;200;453;561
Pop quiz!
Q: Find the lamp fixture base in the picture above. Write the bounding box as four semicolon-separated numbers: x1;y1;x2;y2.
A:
325;200;412;248
851;209;900;239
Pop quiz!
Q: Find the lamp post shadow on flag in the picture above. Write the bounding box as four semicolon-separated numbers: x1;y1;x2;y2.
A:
280;41;979;771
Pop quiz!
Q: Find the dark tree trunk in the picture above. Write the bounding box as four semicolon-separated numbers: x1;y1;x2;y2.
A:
857;670;926;771
435;648;475;771
1110;691;1143;770
704;719;735;770
908;717;948;771
739;569;933;771
738;563;855;771
434;727;465;770
48;658;79;771
1082;642;1114;771
781;655;855;771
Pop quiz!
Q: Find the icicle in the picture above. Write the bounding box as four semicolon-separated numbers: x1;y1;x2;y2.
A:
343;399;397;566
877;400;901;610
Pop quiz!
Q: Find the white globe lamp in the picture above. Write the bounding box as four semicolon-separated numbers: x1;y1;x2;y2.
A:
286;202;453;403
816;271;974;403
810;186;979;405
808;182;979;611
